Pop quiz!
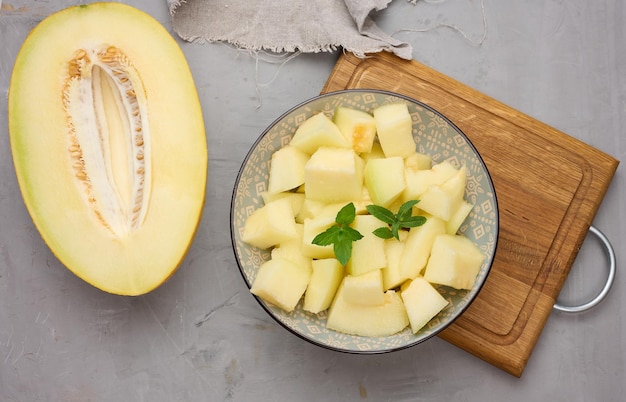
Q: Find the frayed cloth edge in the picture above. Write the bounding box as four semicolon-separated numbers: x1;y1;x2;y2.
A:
178;34;413;60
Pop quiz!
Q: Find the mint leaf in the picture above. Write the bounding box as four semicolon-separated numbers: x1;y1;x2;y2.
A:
391;222;401;240
366;204;395;224
311;200;425;264
312;225;340;246
311;202;363;266
335;202;356;225
397;199;419;219
343;226;364;242
334;236;353;267
373;227;394;239
369;200;426;240
399;215;427;228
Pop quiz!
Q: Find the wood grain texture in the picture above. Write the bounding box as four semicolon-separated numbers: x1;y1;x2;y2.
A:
321;52;619;377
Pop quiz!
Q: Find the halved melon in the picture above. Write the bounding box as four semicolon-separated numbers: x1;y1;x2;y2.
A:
8;3;207;295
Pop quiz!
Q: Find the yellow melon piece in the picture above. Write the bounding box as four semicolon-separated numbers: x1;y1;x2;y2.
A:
304;147;364;203
301;215;336;259
360;141;386;164
404;152;432;172
289;112;349;154
364;156;406;207
251;257;312;313
423;234;485;290
418;166;467;221
326;282;409;337
267;145;309;194
8;3;207;295
242;198;298;250
260;191;306;218
372;103;415;158
446;200;474;235
399;216;446;280
381;238;409;291
303;258;344;314
346;215;387;276
402;160;457;201
343;269;385;306
295;198;326;223
401;277;449;334
270;224;312;271
332;106;377;153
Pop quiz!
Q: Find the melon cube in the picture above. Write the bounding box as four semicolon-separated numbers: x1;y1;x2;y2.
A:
295;198;326;223
403;160;457;201
360;141;386;164
381;238;409;291
316;203;344;220
418;166;467;221
326;282;409;337
346;215;387;276
304;147;364;203
332;106;377;153
271;224;312;271
267;145;310;194
399;215;446;279
404;152;432;171
372;103;415;158
301;215;336;259
401;277;449;333
318;186;371;218
364;156;406;207
423;234;485;290
343;269;385;306
261;191;305;218
289;112;349;154
303;258;345;314
446;200;473;235
355;186;374;214
250;257;312;312
241;198;298;249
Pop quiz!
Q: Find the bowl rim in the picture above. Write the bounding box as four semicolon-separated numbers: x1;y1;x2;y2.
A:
229;88;500;354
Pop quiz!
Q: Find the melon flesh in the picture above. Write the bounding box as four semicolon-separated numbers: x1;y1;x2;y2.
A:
250;257;312;313
326;283;409;337
303;258;344;314
372;103;415;158
8;3;207;295
401;277;449;334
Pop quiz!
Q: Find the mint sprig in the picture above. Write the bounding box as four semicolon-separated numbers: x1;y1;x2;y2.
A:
312;202;363;266
366;200;426;240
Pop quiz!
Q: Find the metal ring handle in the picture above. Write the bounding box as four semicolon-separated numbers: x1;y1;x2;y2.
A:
553;225;616;313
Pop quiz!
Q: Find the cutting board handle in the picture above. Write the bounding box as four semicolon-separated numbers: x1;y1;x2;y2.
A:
554;226;616;313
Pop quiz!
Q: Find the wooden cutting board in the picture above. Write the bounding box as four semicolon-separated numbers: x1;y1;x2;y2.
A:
321;52;619;377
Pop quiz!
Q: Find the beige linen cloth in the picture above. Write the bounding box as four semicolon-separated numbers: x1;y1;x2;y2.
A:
167;0;414;60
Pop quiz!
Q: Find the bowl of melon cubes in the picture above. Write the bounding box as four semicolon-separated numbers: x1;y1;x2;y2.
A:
231;89;498;353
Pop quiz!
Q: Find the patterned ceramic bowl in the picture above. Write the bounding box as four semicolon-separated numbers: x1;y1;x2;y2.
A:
230;89;498;353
